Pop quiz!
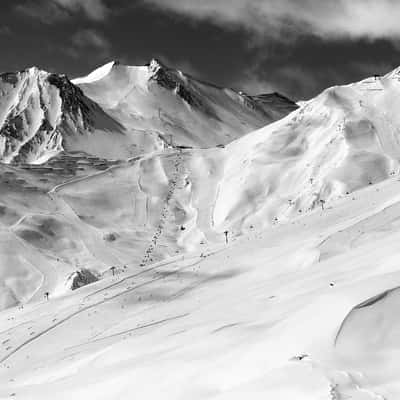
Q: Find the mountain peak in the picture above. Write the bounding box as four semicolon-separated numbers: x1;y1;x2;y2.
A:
72;61;118;85
0;66;48;82
384;65;400;79
26;65;42;75
147;58;168;73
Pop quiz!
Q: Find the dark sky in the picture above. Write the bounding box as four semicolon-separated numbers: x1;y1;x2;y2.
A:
1;0;400;100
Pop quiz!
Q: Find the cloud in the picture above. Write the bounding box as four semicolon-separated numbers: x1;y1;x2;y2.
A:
238;64;323;100
237;57;399;101
15;0;109;22
142;0;400;41
0;26;11;36
65;29;111;59
237;76;275;96
72;29;110;50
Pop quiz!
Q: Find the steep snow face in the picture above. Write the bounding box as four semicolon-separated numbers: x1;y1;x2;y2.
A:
73;59;298;149
71;61;117;85
0;68;125;164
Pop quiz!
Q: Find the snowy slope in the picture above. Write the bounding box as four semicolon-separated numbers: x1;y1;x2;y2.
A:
72;59;298;149
213;68;400;231
1;173;400;399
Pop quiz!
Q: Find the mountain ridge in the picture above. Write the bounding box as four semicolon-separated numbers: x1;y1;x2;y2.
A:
0;60;297;164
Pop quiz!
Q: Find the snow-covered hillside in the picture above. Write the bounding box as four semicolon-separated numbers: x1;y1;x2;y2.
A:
215;68;400;230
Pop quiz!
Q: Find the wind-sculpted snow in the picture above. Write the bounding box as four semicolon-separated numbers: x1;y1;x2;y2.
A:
335;286;400;353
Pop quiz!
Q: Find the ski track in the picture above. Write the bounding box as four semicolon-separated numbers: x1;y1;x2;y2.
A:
64;312;190;352
0;256;206;365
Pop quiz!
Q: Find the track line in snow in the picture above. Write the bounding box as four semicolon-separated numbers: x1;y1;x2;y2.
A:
0;257;205;365
64;313;190;352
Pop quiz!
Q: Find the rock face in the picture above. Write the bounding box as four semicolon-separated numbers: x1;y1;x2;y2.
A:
248;92;299;118
0;67;123;164
67;269;99;291
0;67;63;164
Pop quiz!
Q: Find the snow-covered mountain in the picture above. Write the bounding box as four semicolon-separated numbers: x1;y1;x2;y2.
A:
72;58;298;149
3;67;400;308
214;68;400;230
0;60;298;164
0;67;124;164
3;64;400;399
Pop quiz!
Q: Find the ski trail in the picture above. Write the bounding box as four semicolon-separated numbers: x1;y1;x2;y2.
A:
0;257;202;365
64;313;190;351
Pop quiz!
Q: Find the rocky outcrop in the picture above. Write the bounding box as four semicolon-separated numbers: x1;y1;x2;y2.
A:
67;269;99;291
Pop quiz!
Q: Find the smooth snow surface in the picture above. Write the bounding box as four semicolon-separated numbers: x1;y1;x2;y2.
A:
1;66;400;399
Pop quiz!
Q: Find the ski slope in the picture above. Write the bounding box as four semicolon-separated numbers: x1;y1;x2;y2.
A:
215;68;400;231
1;173;400;399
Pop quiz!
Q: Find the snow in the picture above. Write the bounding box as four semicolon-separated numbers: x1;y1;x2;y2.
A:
1;64;400;398
72;60;297;151
0;61;295;164
213;71;400;231
71;61;117;85
1;174;400;398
